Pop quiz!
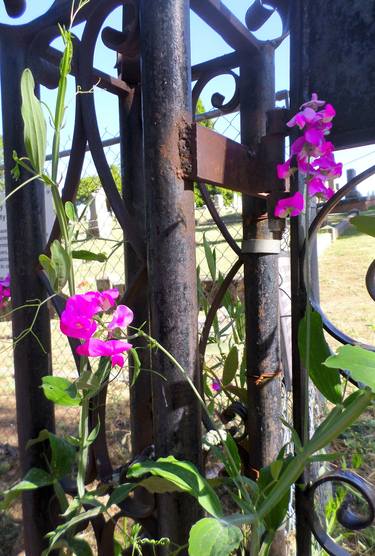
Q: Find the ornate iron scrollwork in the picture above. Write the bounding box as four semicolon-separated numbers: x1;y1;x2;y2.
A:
245;0;291;41
192;69;240;116
305;469;375;556
2;0;25;18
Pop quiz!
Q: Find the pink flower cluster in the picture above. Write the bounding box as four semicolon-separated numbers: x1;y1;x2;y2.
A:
60;289;133;368
0;274;10;308
275;93;342;218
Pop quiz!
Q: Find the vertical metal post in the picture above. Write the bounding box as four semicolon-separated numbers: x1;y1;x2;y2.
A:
240;46;286;556
290;1;312;551
120;80;153;458
139;0;201;547
0;37;55;555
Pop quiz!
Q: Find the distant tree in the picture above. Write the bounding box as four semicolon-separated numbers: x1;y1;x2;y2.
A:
194;100;233;208
76;164;121;205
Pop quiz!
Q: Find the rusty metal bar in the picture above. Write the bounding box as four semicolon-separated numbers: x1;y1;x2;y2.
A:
139;0;201;548
119;75;153;460
193;125;263;194
190;0;259;53
191;51;242;81
240;46;287;556
39;45;131;97
0;39;56;555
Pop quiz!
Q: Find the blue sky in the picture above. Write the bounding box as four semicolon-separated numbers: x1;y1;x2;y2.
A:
0;1;374;193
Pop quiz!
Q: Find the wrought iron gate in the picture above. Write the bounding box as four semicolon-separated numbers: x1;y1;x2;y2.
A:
0;1;374;554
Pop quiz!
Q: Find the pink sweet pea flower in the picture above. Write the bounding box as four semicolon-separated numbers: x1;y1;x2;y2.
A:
312;154;342;179
318;103;336;123
297;158;312;174
300;93;326;111
277;159;292;179
60;312;98;339
0;275;10;308
211;380;221;392
108;305;134;332
64;291;102;319
308;178;334;200
76;338;132;367
64;289;120;319
99;289;119;311
287;107;319;130
304;127;324;147
275;191;304;218
0;274;10;288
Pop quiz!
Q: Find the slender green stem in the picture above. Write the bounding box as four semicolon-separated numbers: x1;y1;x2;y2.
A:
77;384;89;499
51;28;72;184
136;329;255;512
249;520;261;556
53;480;69;512
1;173;41;205
50;183;75;293
258;531;274;556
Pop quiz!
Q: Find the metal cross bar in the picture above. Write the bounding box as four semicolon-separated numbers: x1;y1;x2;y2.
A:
190;0;260;53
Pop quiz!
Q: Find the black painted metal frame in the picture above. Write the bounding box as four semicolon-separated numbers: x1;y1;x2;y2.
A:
0;1;374;555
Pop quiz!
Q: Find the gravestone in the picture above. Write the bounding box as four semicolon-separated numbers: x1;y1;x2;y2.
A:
0;189;54;278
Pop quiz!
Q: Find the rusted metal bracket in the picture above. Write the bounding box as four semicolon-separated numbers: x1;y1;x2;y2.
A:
183;108;290;198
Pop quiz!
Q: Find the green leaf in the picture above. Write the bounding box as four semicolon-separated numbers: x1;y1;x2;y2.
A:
114;539;123;556
225;385;247;404
41;376;82;407
324;345;375;392
203;234;216;282
222;345;239;386
65;201;77;221
351;215;375;238
298;307;342;403
61;537;93;556
27;429;76;478
130;348;141;387
188;518;242;556
84;421;100;448
0;467;53;509
270;460;283;481
107;484;135;508
72;250;107;263
221;433;241;478
45;507;103;553
20;69;47;174
279;418;302;453
257;456;292;532
139;476;184;494
50;240;71;291
39;254;57;291
127;456;223;518
308;452;343;464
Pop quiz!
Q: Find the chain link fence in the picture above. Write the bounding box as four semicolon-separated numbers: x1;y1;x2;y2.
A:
0;109;291;481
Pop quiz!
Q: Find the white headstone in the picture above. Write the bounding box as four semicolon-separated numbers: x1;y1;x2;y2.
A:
44;186;55;240
95;189;112;238
0;192;8;278
0;187;55;277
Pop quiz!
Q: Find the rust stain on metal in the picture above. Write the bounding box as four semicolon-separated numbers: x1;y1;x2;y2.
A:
178;121;195;179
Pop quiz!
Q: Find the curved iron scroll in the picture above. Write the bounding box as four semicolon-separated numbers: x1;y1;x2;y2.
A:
305;469;375;556
77;0;145;262
303;164;375;351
